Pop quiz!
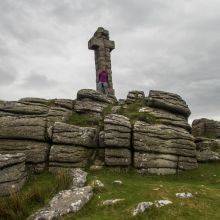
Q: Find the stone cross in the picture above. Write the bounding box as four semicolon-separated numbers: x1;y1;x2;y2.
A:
88;27;115;95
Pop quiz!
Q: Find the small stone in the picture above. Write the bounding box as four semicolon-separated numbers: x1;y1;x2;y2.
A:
89;165;103;171
102;199;124;206
133;202;153;216
176;192;193;198
70;168;87;188
152;188;160;191
154;200;172;207
113;180;123;185
90;180;104;189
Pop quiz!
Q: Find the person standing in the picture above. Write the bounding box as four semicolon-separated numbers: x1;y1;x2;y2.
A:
97;69;109;94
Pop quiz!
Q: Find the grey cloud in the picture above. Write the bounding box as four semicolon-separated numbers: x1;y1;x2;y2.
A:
0;0;219;121
0;66;17;86
21;72;57;89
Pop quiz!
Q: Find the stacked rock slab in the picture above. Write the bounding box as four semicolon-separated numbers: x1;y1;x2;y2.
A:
192;118;220;138
146;90;191;118
133;122;197;174
192;118;220;162
0;153;27;196
102;114;132;166
74;89;116;118
133;90;197;175
126;91;145;104
0;116;49;172
49;122;98;172
0;98;74;172
195;137;220;162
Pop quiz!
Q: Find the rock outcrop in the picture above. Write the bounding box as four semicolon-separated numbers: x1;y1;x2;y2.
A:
0;89;199;176
49;145;92;171
133;121;197;174
49;122;98;171
192;118;220;162
0;140;49;172
139;106;191;131
51;122;98;147
0;116;47;141
126;90;145;103
102;114;132;166
74;89;116;118
146;90;191;118
195;137;220;162
131;90;197;174
192;118;220;138
0;153;27;196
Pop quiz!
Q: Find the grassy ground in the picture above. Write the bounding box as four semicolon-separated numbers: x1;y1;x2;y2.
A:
0;171;71;220
1;164;219;220
65;163;220;220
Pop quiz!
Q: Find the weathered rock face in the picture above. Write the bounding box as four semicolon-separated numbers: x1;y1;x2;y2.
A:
77;89;116;104
75;89;116;118
53;99;74;110
146;90;191;118
47;107;72;127
0;116;47;141
105;148;131;166
192;118;220;138
74;100;108;117
0;101;48;116
103;114;132;166
139;106;191;131
195;137;220;162
49;145;93;171
126;91;145;104
0;153;27;196
19;97;50;105
0;140;49;172
52;122;98;147
133;121;197;174
0;89;199;175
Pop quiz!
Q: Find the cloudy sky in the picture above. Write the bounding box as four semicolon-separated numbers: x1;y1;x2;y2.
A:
0;0;219;122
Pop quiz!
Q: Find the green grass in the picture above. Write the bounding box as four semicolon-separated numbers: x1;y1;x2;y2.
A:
67;112;101;127
118;101;157;124
203;133;218;139
65;163;220;220
0;171;71;220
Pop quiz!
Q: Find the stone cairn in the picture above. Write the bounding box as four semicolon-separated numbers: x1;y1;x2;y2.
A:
88;27;115;95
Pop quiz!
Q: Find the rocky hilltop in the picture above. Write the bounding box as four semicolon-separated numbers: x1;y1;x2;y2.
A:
0;89;219;196
0;89;198;195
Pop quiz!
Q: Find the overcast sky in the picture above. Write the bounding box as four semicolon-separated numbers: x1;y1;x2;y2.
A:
0;0;219;122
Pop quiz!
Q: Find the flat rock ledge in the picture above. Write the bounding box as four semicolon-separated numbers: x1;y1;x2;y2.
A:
29;169;93;220
0;153;27;196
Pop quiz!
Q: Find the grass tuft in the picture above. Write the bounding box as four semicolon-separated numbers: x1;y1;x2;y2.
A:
117;101;157;124
0;171;71;220
67;112;100;127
